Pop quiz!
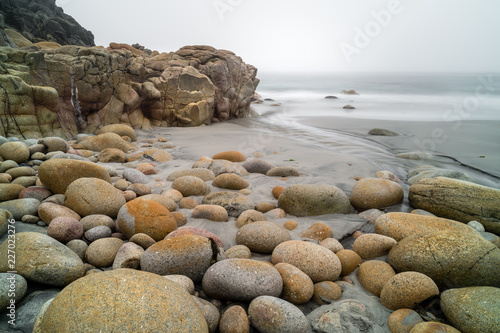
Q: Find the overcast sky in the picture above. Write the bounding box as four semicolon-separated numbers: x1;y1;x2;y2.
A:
57;0;500;74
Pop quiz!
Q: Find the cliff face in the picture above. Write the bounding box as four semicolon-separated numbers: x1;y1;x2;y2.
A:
0;0;94;46
0;44;259;139
0;0;259;139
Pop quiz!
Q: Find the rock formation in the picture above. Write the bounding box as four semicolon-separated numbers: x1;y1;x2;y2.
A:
0;1;259;139
0;0;94;47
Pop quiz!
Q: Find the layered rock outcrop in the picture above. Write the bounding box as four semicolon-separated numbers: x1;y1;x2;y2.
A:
0;2;259;139
0;44;259;138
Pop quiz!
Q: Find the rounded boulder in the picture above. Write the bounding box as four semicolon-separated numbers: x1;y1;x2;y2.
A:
37;269;208;332
275;263;314;304
172;176;209;197
336;249;363;276
352;233;397;259
85;237;125;268
97;124;137;141
236;221;291;254
165;226;224;248
141;235;217;283
272;240;342;283
202;259;283;301
116;198;177;241
38;158;111;194
278;184;351;217
242;158;276;174
202;191;255;217
357;260;396;297
312;281;342;304
375;212;476;241
219;305;249;333
388;230;500;288
298;222;333;242
387;309;423;333
235;209;266;228
248;296;309;333
192;204;228;222
97;148;127;163
46;216;84;243
212;150;246;162
440;286;500;333
212;173;249;190
380;271;439;310
350;178;404;210
0;142;30;163
0;232;84;286
65;177;126;218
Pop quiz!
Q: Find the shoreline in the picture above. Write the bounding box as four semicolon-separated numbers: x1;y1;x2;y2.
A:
1;113;499;332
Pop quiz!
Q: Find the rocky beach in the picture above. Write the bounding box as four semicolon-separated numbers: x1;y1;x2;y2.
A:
1;1;500;333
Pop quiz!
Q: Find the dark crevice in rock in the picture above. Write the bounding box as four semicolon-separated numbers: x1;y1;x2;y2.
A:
69;67;85;133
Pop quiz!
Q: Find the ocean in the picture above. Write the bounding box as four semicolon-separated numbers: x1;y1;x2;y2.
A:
243;72;500;187
255;72;500;121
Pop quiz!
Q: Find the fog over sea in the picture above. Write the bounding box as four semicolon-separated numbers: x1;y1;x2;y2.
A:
240;72;500;187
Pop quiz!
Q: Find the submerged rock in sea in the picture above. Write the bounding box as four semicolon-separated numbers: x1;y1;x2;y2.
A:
341;89;359;95
368;128;400;136
409;177;500;234
36;269;208;332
